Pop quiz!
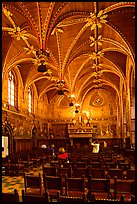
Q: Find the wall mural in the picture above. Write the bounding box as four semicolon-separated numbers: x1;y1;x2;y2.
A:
2;107;117;142
2;110;48;138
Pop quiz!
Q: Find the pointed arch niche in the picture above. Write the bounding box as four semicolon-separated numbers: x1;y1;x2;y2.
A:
130;66;135;146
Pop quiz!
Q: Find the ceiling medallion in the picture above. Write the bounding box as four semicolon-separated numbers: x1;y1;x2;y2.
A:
90;93;104;107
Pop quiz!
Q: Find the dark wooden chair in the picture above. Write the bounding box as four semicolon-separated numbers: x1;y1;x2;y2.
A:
64;174;88;197
125;169;135;180
22;189;49;202
74;161;86;168
103;158;113;163
116;158;125;163
80;156;90;163
43;165;57;186
57;191;87;202
70;155;79;162
24;172;44;195
62;161;74;168
117;162;131;170
57;165;72;177
37;149;47;165
90;193;124;203
9;155;25;176
89;161;102;168
90;167;107;179
87;159;103;166
2;189;19;202
73;165;90;187
20;153;33;172
106;168;124;179
90;156;101;162
87;175;112;201
29;151;41;167
57;165;72;186
73;165;90;177
104;162;117;169
113;176;135;202
43;174;64;202
2;156;10;175
50;160;60;167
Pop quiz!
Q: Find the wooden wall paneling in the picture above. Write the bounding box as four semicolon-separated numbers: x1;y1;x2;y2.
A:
14;139;32;153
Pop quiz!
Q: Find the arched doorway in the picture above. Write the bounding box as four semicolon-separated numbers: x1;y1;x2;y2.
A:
2;122;13;156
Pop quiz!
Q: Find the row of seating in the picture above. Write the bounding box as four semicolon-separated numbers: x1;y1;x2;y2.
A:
2;150;48;175
2;172;135;203
2;148;135;202
71;150;133;166
23;169;135;202
51;159;131;169
47;161;135;180
2;146;132;174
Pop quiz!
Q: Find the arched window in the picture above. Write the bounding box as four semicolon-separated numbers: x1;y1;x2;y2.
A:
8;70;17;107
28;86;34;113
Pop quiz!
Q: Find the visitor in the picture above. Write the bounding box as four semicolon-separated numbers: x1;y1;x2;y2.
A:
41;144;47;149
2;147;5;158
41;144;48;155
103;140;107;148
57;147;69;161
50;144;55;156
91;140;100;153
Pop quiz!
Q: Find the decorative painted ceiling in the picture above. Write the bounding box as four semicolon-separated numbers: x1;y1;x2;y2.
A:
2;2;135;109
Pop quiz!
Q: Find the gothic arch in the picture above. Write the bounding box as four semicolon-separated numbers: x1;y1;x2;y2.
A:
2;122;14;154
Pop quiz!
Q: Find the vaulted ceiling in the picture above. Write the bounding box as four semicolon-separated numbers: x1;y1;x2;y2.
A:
2;2;135;107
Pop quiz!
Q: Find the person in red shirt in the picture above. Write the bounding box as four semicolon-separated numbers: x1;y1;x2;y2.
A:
57;147;69;160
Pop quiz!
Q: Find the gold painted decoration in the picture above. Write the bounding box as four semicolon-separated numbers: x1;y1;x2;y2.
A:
93;79;102;83
90;35;102;47
90;51;104;60
2;7;16;27
43;69;52;75
44;75;59;82
91;70;103;77
89;92;104;107
24;46;36;56
51;27;64;35
87;5;108;89
92;63;102;69
86;10;108;30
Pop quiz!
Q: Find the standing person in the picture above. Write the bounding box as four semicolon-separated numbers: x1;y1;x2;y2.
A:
50;144;55;156
41;144;48;154
103;140;107;148
2;147;5;158
41;144;47;149
32;124;37;148
91;140;100;153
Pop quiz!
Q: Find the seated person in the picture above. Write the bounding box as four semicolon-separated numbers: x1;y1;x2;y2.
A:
57;147;69;160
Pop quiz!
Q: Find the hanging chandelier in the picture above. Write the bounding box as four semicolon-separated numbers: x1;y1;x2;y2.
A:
75;103;80;113
68;94;76;106
36;49;50;72
69;102;74;106
56;79;66;95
